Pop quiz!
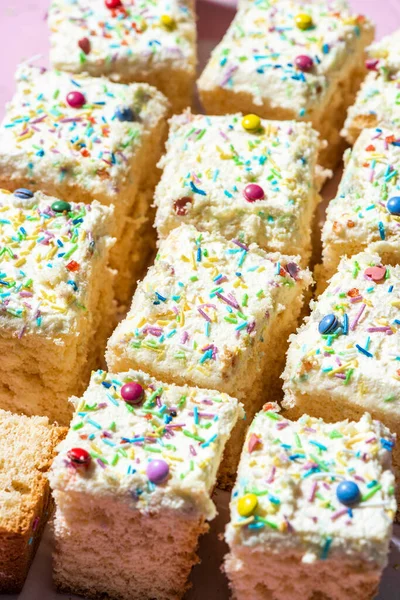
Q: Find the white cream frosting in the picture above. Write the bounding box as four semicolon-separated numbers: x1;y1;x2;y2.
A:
198;0;373;116
106;224;312;393
0;188;114;337
322;126;400;263
0;64;168;203
48;0;196;78
155;111;322;260
49;368;243;520
343;30;400;137
226;408;396;567
283;252;400;418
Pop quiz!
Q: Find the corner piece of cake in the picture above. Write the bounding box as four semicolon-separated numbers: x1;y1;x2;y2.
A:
48;0;196;113
49;368;243;600
155;111;324;266
0;188;115;425
106;224;312;482
343;30;400;145
224;407;396;600
321;125;400;284
0;64;170;302
197;0;374;168
0;410;65;593
283;251;400;509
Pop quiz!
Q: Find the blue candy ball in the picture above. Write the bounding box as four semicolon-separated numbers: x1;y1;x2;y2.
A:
14;188;34;200
114;107;136;122
318;314;338;335
336;480;361;506
387;196;400;216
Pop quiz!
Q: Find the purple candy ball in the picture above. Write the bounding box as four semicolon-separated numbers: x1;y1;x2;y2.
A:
147;459;170;484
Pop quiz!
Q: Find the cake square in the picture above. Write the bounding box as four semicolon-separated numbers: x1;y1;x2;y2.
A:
48;0;196;113
343;30;400;145
106;224;312;483
321;125;400;284
0;410;65;593
0;188;115;425
49;368;242;600
155;112;324;265
197;1;374;168
225;407;396;600
0;65;170;303
283;251;400;510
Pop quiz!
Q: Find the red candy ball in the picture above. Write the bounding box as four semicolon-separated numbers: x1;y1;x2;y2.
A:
78;37;91;55
243;184;265;202
105;0;122;8
364;266;387;282
66;91;86;109
365;58;379;71
121;382;144;405
295;55;314;72
67;447;91;467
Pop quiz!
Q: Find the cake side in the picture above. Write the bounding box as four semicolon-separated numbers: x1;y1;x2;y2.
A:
52;491;208;600
225;547;382;600
0;410;65;593
154;112;323;264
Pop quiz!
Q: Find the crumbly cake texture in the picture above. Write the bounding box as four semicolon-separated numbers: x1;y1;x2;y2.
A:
49;368;243;600
0;188;115;425
197;1;374;168
343;30;400;145
0;410;65;593
283;251;400;510
224;408;396;600
0;64;170;303
321;126;400;284
48;0;196;113
106;224;312;484
155;112;323;265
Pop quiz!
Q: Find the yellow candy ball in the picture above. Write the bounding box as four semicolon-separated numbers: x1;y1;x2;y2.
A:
295;13;313;31
160;14;176;30
237;493;258;517
242;114;261;132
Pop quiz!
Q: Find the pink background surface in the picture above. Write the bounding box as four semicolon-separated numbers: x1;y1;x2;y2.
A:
0;1;399;599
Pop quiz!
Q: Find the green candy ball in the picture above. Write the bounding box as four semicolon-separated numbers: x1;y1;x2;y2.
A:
51;200;72;213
